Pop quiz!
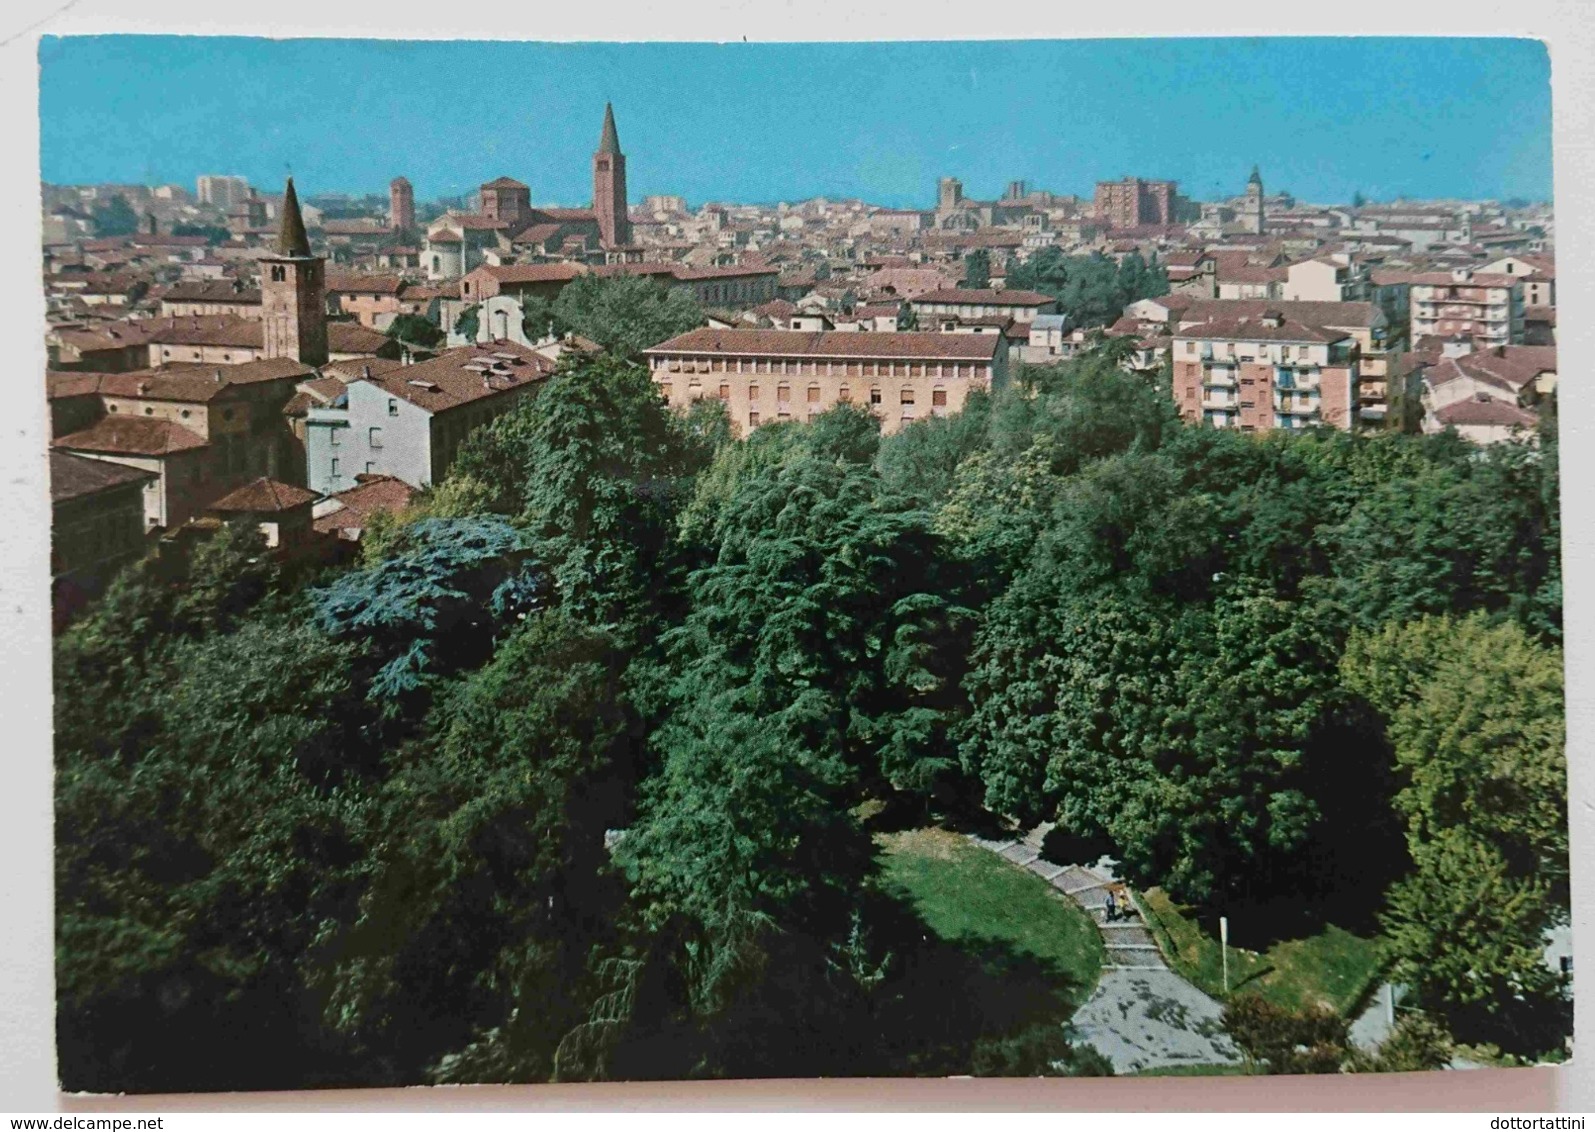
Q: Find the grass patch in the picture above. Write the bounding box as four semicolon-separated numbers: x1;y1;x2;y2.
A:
877;828;1104;1011
1137;887;1385;1016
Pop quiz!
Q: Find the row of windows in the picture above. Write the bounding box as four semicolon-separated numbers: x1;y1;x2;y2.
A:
1184;341;1323;361
653;356;985;379
108;402;234;422
660;382;950;407
328;458;378;480
161;347;247;362
745;405;935;428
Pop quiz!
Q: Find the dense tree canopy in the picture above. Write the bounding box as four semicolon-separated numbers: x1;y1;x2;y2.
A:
1343;615;1567;1053
93;194;140;237
54;339;1567;1088
386;312;444;348
521;274;704;359
1006;248;1169;328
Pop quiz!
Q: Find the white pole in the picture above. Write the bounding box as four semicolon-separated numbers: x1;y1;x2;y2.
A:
1220;916;1229;995
1386;981;1396;1025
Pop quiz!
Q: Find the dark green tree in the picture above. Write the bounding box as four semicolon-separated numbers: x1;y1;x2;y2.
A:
547;274;704;359
449;352;715;636
387;312;444;348
321;610;636;1084
56;613;376;1093
963;248;991;289
93;194;140;237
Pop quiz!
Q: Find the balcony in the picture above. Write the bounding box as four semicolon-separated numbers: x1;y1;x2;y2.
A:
1275;395;1320;417
1204;370;1237;388
1202;394;1237;410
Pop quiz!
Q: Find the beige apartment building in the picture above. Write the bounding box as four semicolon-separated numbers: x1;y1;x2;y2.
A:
1171;311;1359;433
1409;268;1525;348
644;329;1010;437
908;288;1058;326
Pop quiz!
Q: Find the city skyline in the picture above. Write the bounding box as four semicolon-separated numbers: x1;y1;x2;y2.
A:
39;36;1553;208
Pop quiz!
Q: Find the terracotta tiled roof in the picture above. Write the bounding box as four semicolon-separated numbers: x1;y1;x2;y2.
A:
475;263;587;285
209;477;318;513
672;264;780;281
144;315;263;348
1435;395;1538;429
912;288;1056;307
1425;347;1556;395
50;450;156;504
54;416;208;457
327;323;394;354
143;313;387;357
130;234;210;248
326;274;406;295
320;219;388;236
46;371;105;400
321;357;407;384
160;280;259;304
1408;271;1521;287
298;375;351;402
508;223;566;248
531;207;596;222
1177;299;1385;330
644;328;1003;362
97;358;313;402
358;339;555;414
1172;315;1350;345
313;474;416;534
481;176;529;190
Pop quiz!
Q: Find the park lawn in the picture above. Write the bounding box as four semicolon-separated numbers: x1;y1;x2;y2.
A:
876;828;1104;1010
1138;887;1385;1016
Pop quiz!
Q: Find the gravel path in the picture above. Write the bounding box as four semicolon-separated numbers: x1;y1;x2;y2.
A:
968;828;1243;1074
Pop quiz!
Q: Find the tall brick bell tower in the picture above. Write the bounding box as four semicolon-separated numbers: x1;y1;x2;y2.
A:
261;177;328;366
593;103;632;250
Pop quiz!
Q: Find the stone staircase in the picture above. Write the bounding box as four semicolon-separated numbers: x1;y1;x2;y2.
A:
966;827;1242;1073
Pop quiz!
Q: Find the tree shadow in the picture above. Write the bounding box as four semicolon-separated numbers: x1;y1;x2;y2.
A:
860;888;1097;1076
1039;825;1115;868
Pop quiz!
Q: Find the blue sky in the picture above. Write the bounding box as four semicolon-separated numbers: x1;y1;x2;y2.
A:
38;36;1552;207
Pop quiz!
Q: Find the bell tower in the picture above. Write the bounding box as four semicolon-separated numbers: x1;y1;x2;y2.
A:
260;177;328;366
1244;165;1266;236
593;103;632;249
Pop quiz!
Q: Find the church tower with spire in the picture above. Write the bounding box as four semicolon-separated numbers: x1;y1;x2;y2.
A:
261;178;328;366
1244;165;1266;236
593;103;632;249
